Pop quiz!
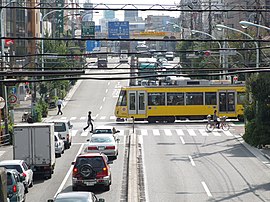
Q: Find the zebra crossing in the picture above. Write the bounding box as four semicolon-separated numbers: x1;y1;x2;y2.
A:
65;116;117;121
71;128;235;138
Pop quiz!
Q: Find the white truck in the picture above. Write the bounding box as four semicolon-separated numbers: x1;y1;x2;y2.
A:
13;123;56;179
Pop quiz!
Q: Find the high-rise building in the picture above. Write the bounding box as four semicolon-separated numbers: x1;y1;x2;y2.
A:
124;10;139;22
104;10;115;19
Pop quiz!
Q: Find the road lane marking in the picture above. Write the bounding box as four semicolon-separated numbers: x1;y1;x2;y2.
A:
80;117;86;120
180;136;185;145
213;131;221;136
187;129;196;136
164;129;172;136
99;106;103;110
199;129;209;136
188;155;196;166
153;129;160;136
110;116;116;120
103;97;106;102
70;117;76;121
60;117;67;120
201;181;212;197
54;143;85;198
108;81;110;85
106;89;108;93
176;129;184;136
100;116;106;120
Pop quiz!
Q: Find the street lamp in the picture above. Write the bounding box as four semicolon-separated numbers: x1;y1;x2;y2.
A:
215;24;259;68
240;20;270;31
41;10;61;77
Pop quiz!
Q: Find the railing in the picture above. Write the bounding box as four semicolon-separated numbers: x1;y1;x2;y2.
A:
0;133;11;146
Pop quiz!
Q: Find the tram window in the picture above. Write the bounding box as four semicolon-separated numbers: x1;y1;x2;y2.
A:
205;92;217;105
129;93;136;110
186;93;203;105
117;90;127;106
237;92;246;104
167;93;184;105
148;93;165;106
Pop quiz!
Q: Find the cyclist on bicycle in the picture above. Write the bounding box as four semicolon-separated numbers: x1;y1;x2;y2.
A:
213;110;220;129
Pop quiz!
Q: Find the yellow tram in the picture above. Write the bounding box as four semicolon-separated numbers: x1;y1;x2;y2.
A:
115;80;245;123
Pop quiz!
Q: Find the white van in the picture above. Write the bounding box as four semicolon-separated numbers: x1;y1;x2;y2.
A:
47;120;73;149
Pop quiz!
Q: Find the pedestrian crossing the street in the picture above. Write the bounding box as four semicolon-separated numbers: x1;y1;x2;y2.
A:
71;128;236;138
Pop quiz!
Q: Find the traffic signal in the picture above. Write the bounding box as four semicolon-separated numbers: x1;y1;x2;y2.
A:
195;50;211;57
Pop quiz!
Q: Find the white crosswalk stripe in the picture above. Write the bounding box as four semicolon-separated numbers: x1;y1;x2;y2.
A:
153;129;160;136
0;151;6;157
70;117;76;121
60;117;67;120
164;129;172;136
71;128;236;138
100;116;106;120
110;116;116;120
176;129;185;136
80;117;86;120
81;131;89;137
199;129;209;136
187;129;196;136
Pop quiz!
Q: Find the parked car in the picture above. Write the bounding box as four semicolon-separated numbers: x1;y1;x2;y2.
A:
47;120;73;149
47;191;105;202
6;169;26;202
55;132;65;157
92;126;120;140
72;153;111;191
0;160;33;193
86;134;118;160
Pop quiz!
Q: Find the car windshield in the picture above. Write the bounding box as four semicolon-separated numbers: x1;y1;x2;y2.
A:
76;157;105;169
55;198;87;202
54;123;66;132
91;136;113;143
94;129;112;134
1;165;23;173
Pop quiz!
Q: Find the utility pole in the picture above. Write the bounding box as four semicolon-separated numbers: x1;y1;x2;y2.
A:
208;0;212;35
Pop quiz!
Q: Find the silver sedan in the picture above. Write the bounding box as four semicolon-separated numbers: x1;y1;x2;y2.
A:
85;134;118;160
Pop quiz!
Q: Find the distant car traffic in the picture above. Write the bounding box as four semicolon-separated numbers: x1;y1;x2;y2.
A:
72;153;112;191
55;132;65;157
86;134;118;160
47;119;73;149
165;51;174;61
6;169;26;202
0;160;33;193
47;191;105;202
97;58;108;68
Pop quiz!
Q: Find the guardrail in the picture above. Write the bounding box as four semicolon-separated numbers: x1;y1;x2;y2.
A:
0;133;11;147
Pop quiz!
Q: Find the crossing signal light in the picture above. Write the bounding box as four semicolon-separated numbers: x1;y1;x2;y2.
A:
195;50;211;57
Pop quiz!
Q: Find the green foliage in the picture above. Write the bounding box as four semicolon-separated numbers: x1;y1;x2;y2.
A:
244;73;270;146
35;99;49;121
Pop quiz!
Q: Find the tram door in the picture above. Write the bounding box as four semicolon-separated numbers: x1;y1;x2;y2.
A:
128;91;147;115
218;91;236;113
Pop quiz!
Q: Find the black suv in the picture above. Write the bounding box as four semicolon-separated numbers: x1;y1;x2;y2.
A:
72;153;111;191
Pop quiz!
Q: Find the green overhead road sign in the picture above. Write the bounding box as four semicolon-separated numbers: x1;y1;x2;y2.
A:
56;0;64;34
82;21;95;38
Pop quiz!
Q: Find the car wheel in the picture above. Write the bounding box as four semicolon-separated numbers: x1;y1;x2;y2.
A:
72;185;78;191
62;149;64;154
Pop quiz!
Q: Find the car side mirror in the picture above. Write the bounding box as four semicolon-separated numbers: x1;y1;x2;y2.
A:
107;161;113;165
98;199;105;202
71;162;75;165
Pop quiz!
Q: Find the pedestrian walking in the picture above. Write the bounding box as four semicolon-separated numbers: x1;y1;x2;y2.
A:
83;111;94;132
57;98;63;115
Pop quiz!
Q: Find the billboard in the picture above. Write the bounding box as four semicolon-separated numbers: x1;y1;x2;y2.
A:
108;21;129;39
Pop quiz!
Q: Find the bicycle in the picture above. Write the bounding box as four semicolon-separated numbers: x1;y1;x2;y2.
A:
205;115;230;132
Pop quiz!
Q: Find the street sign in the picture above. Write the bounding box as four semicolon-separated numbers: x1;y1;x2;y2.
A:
0;97;5;109
108;21;129;39
8;94;17;104
82;21;95;38
55;0;64;34
86;40;101;52
95;25;101;33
